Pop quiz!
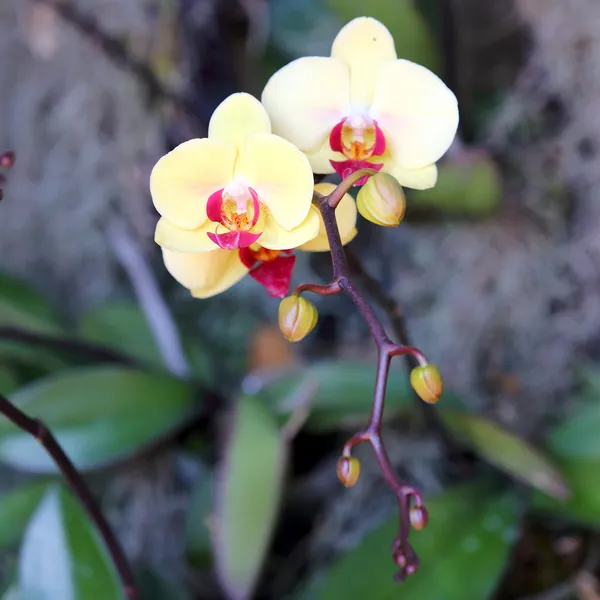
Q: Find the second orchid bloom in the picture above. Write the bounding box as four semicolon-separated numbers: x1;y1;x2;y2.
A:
150;16;459;299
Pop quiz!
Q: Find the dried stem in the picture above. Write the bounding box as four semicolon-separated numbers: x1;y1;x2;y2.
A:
294;170;434;579
0;393;138;598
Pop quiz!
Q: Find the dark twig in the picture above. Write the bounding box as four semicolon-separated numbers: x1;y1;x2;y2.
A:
293;171;435;579
0;393;138;599
0;327;137;366
30;0;199;123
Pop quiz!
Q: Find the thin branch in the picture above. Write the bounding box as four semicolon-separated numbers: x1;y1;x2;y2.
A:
344;247;459;452
0;393;138;599
0;327;137;366
108;220;191;379
294;171;435;579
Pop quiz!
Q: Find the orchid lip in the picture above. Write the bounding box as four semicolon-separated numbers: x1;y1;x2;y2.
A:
206;185;262;249
330;159;384;185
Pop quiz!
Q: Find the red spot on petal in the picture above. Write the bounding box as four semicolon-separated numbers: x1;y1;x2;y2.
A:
238;247;257;269
206;189;224;223
248;187;260;229
329;119;346;153
372;121;386;156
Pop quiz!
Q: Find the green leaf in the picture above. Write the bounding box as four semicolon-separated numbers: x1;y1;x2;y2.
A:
186;467;214;565
252;360;463;431
0;481;49;550
410;151;502;216
441;410;569;499
0;272;62;334
79;301;164;368
214;396;287;600
312;482;519;600
18;486;124;600
0;366;20;395
326;0;440;72
0;366;197;473
533;399;600;526
137;566;191;600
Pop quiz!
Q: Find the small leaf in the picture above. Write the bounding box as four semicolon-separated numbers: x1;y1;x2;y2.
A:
0;366;197;473
186;467;214;565
326;0;440;72
312;482;519;600
79;301;163;368
251;360;463;431
441;410;569;499
18;486;124;600
0;481;49;550
214;396;287;600
0;272;62;334
410;151;502;216
533;399;600;527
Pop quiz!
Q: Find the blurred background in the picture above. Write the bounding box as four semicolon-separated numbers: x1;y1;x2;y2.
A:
1;0;600;599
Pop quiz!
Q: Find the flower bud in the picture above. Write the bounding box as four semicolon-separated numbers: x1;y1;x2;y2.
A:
278;295;318;343
0;151;15;169
337;455;361;487
356;172;406;227
410;364;443;404
409;505;428;531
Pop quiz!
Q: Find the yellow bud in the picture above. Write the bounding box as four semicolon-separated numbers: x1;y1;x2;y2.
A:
278;295;318;343
409;505;428;531
356;172;406;227
410;364;443;404
336;456;361;487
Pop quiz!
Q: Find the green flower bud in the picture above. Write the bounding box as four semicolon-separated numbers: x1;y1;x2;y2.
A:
357;172;406;227
410;364;443;404
278;295;318;343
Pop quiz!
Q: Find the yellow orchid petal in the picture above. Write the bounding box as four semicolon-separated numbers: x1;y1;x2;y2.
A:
305;138;337;174
208;92;272;148
261;57;350;153
259;207;321;251
162;248;248;298
150;138;236;230
387;162;438;190
235;133;314;231
300;183;357;252
155;218;218;253
331;17;396;105
371;59;459;170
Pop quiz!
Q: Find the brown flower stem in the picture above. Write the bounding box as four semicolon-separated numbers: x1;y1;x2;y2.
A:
344;247;458;448
296;177;434;579
0;393;138;599
326;168;379;209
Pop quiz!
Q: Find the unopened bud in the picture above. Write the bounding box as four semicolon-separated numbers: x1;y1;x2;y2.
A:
410;364;443;404
337;455;361;487
278;295;318;343
409;505;428;531
0;151;15;169
357;172;406;227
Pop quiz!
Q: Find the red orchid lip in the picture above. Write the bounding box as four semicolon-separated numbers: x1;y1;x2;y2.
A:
206;186;261;249
207;230;262;250
329;159;384;186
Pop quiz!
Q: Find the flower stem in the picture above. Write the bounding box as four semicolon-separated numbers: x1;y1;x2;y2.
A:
298;188;432;579
0;393;138;598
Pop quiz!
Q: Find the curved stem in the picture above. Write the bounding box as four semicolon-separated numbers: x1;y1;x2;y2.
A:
0;394;138;598
298;190;434;579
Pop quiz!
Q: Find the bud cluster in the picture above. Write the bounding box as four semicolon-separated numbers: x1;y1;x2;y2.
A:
0;151;15;202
